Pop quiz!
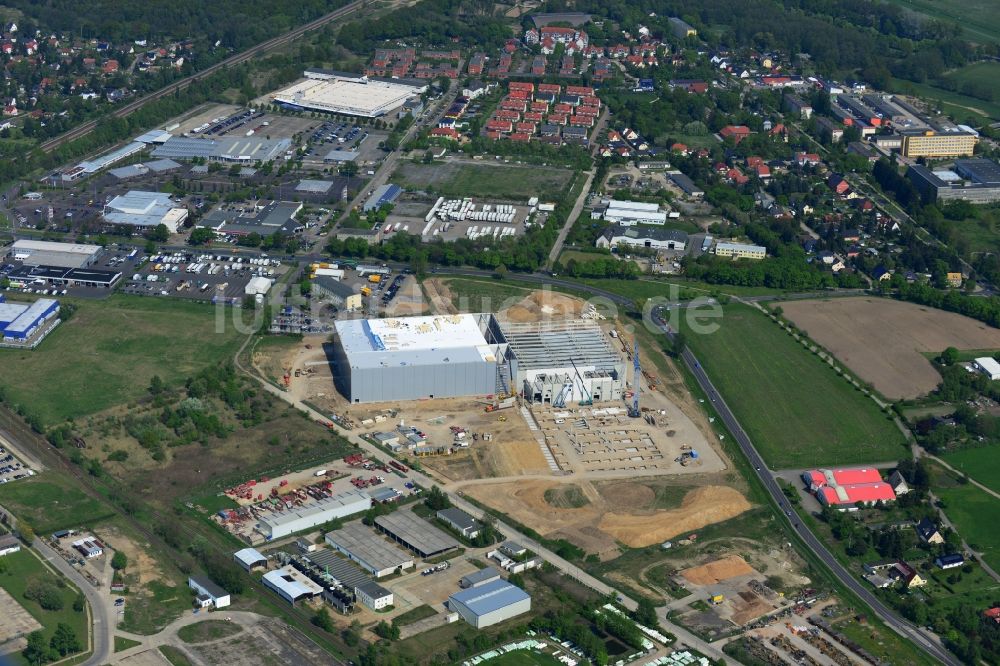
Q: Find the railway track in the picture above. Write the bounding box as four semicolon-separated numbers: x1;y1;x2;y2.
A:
37;0;365;154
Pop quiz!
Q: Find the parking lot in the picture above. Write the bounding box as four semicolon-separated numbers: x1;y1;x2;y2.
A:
120;251;286;304
301;120;390;169
0;442;35;485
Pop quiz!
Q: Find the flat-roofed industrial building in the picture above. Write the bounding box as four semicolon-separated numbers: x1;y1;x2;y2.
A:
272;72;423;118
256;490;371;540
448;579;531;628
331;313;508;403
374;510;461;558
907;159;1000;204
8;240;102;269
325;522;414;578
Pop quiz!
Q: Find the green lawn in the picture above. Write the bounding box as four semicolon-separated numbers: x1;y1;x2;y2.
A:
932;464;1000;571
883;0;1000;44
176;619;242;644
120;579;195;635
0;295;247;424
0;478;115;533
889;77;1000;123
0;548;90;665
433;277;536;313
159;645;194;666
115;635;142;652
391;604;438;627
939;446;1000;494
679;304;907;468
391;161;573;200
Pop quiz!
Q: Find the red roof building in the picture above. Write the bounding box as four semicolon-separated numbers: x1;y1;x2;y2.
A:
565;85;595;96
720;125;752;144
547;113;567;125
508;132;532;142
985;607;1000;624
430;127;460;140
509;82;534;93
538;83;561;94
523;111;544;122
803;468;896;507
486;119;513;133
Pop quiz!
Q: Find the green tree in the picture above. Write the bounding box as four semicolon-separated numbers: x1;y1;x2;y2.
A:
148;224;170;242
311;608;334;632
374;620;400;640
941;347;960;365
634;597;659;627
188;228;215;245
23;630;53;665
73;592;85;612
424;485;451;511
50;623;80;657
111;551;128;570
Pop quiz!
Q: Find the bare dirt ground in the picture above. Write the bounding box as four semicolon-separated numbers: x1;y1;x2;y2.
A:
384;277;429;316
463;479;751;556
500;290;586;323
422;279;457;315
780;297;1000;399
599;486;751;548
346;397;551;480
680;554;754;586
189;617;337;666
0;588;42;646
96;525;167;589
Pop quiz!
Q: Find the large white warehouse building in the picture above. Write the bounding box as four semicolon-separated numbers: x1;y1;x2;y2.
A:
331;314;626;405
272;71;423;118
599;199;667;226
332;314;507;403
256;489;371;540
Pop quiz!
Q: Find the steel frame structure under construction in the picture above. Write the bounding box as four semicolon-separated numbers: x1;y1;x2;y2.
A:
498;319;625;404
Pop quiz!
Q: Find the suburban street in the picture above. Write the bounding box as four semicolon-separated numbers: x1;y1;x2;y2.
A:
33;537;114;666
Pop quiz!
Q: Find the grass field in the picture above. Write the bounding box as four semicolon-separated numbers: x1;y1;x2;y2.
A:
575;277;787;302
391;604;438;627
883;0;1000;44
0;296;247;424
0;548;90;665
432;277;536;313
679;304;907;468
939;446;1000;494
931;463;1000;571
176;620;242;644
391;161;573;200
0;477;115;533
890;77;1000;122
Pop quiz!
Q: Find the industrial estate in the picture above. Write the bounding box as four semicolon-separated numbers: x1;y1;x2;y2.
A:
0;1;999;666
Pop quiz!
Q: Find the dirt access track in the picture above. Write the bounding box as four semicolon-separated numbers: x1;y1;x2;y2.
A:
463;479;750;557
780;297;1000;399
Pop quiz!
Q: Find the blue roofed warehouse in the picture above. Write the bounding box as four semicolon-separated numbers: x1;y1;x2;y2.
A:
447;579;531;628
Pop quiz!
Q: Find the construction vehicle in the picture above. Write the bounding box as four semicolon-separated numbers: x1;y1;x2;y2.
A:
368;274;382;284
569;359;593;406
484;396;515;412
360;286;372;297
628;341;641;418
553;378;573;408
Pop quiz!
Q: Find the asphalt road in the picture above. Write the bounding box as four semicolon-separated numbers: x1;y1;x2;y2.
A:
651;306;958;666
33;537;113;666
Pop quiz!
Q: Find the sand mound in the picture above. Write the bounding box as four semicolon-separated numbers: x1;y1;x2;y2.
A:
599;486;751;548
600;482;655;511
680;555;754;586
502;290;585;323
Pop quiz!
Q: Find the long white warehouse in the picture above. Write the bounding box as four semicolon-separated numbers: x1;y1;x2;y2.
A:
256;490;371;540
